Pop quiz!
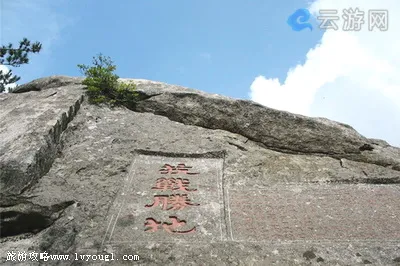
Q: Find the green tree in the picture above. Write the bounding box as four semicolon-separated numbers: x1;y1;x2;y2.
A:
0;38;42;92
77;53;139;109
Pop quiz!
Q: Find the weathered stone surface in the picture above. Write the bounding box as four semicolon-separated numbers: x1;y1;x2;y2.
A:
1;76;399;265
11;76;84;93
229;185;400;241
0;77;85;196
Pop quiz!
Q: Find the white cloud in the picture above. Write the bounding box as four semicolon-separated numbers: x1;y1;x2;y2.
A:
249;0;400;147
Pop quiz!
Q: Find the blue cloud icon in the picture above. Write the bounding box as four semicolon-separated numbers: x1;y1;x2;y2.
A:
287;8;313;31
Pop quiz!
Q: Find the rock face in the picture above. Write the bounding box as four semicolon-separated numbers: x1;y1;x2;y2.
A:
1;76;399;265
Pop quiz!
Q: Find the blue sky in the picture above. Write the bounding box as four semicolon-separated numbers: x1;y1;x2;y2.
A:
1;0;399;147
1;0;322;99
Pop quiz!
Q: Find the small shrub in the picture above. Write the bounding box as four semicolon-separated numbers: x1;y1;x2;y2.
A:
77;53;138;108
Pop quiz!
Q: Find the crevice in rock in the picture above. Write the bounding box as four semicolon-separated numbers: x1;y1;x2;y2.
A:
1;211;54;237
45;92;57;98
13;95;84;196
245;136;352;158
76;167;87;174
227;137;392;174
312;176;400;185
359;144;374;151
135;91;163;102
133;149;226;159
0;200;75;238
240;130;398;172
227;142;248;151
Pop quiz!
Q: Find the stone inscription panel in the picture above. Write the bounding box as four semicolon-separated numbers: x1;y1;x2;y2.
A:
102;153;225;245
228;185;400;242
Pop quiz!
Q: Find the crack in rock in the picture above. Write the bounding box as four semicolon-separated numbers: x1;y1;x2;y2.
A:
0;200;75;238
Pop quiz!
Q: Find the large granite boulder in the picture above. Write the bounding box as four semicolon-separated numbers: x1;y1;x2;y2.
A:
0;76;399;265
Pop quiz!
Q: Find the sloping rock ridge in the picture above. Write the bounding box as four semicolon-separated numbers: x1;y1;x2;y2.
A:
0;76;399;265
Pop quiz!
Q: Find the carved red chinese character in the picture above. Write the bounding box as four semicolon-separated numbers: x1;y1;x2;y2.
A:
151;178;197;191
167;194;200;210
151;178;175;190
159;163;199;175
144;216;196;234
144;218;161;232
145;194;200;210
145;195;169;210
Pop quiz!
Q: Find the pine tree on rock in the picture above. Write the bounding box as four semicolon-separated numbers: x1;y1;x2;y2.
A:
0;38;42;93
